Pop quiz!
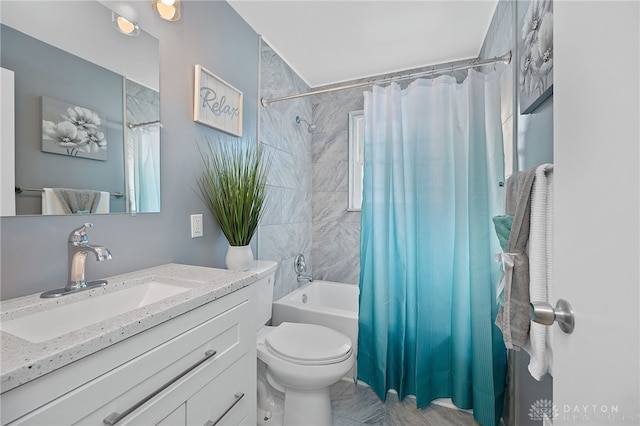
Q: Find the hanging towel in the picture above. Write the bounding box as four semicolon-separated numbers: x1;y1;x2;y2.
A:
93;191;110;214
42;188;67;215
52;188;101;214
495;165;537;350
493;214;514;305
526;164;554;380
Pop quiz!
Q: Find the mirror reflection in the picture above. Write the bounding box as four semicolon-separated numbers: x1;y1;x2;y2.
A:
0;0;160;216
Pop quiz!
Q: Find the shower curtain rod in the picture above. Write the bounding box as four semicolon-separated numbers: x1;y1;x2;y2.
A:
127;120;162;129
261;51;511;106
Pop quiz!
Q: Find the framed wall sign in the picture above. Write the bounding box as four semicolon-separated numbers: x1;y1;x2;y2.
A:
194;65;243;137
517;0;553;114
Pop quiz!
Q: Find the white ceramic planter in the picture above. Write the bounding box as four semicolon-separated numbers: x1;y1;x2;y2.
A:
225;245;254;271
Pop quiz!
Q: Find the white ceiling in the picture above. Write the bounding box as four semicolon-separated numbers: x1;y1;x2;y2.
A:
227;0;498;88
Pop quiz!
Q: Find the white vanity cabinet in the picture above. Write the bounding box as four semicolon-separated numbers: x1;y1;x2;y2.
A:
1;286;256;426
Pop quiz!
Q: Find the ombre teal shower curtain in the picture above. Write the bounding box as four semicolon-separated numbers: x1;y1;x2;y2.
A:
357;70;506;426
126;126;160;213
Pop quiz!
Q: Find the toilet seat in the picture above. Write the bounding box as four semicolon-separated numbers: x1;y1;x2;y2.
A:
265;322;352;366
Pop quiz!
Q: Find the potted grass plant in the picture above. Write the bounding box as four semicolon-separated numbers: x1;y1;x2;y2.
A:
196;139;269;271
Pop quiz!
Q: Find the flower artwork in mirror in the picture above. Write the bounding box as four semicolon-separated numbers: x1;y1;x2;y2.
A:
0;0;160;216
518;0;553;114
42;97;107;161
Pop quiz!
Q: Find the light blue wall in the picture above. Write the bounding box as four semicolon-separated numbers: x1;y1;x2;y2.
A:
0;1;259;299
518;97;554;170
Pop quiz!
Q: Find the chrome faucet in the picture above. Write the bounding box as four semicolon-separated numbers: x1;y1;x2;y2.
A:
294;253;313;283
41;223;113;298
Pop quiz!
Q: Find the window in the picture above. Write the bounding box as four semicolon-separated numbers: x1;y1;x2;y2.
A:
348;110;364;211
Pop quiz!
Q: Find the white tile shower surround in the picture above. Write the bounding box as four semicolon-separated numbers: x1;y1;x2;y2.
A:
330;380;507;426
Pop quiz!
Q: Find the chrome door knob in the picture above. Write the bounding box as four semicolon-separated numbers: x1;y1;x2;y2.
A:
530;299;575;334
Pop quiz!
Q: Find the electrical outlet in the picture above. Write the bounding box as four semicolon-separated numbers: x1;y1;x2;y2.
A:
191;214;203;238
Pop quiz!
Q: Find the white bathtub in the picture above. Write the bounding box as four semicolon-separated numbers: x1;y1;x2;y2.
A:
272;280;359;381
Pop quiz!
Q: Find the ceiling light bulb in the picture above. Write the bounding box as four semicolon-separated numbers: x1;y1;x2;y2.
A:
152;0;181;21
112;12;140;36
117;16;136;34
157;3;176;20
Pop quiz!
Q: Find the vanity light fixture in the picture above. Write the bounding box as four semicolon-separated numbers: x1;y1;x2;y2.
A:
112;11;140;36
152;0;181;21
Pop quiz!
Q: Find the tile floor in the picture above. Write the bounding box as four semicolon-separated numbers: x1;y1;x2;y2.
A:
330;380;480;426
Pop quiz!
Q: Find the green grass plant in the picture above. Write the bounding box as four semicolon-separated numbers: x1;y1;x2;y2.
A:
197;139;269;246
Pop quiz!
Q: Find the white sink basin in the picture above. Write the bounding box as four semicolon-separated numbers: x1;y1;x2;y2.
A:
2;281;190;343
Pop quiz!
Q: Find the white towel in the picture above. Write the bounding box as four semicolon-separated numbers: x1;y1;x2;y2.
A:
526;163;554;380
94;191;110;214
42;188;110;214
42;188;67;215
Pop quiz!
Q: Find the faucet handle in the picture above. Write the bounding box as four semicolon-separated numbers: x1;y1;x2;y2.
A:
294;253;307;274
69;223;93;244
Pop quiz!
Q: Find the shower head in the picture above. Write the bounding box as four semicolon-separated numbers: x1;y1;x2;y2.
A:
296;115;317;133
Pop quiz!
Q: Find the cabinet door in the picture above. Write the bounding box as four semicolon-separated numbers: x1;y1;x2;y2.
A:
157;404;186;426
187;353;252;426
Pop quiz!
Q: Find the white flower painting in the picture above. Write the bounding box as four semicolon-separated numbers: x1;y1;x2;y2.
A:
518;0;553;114
42;96;107;161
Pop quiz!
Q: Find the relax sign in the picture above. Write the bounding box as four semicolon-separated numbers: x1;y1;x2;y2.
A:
194;65;243;137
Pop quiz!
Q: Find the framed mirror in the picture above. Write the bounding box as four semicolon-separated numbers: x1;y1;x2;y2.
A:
0;0;160;216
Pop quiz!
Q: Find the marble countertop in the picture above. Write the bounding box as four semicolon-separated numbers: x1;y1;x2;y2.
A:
0;262;270;393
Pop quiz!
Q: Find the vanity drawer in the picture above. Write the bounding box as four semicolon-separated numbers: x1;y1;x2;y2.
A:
186;352;252;426
11;299;250;425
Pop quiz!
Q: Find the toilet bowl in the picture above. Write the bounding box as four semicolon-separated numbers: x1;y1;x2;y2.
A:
250;260;354;426
256;323;354;426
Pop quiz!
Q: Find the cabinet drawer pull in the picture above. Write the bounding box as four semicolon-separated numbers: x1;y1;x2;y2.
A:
204;392;245;426
103;350;217;425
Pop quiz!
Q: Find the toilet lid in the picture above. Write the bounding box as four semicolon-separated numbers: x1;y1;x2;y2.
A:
265;322;352;366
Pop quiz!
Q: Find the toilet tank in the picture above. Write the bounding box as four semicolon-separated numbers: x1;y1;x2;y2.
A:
248;260;278;330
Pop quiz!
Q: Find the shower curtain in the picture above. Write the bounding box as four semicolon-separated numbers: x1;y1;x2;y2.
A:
126;126;160;213
357;70;506;426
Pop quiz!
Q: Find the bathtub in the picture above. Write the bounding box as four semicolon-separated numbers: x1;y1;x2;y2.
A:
272;280;359;381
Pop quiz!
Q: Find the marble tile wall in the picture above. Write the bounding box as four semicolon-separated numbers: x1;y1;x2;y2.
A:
311;87;364;285
258;40;313;300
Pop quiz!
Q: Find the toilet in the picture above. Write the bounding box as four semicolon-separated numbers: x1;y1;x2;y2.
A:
251;261;354;426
